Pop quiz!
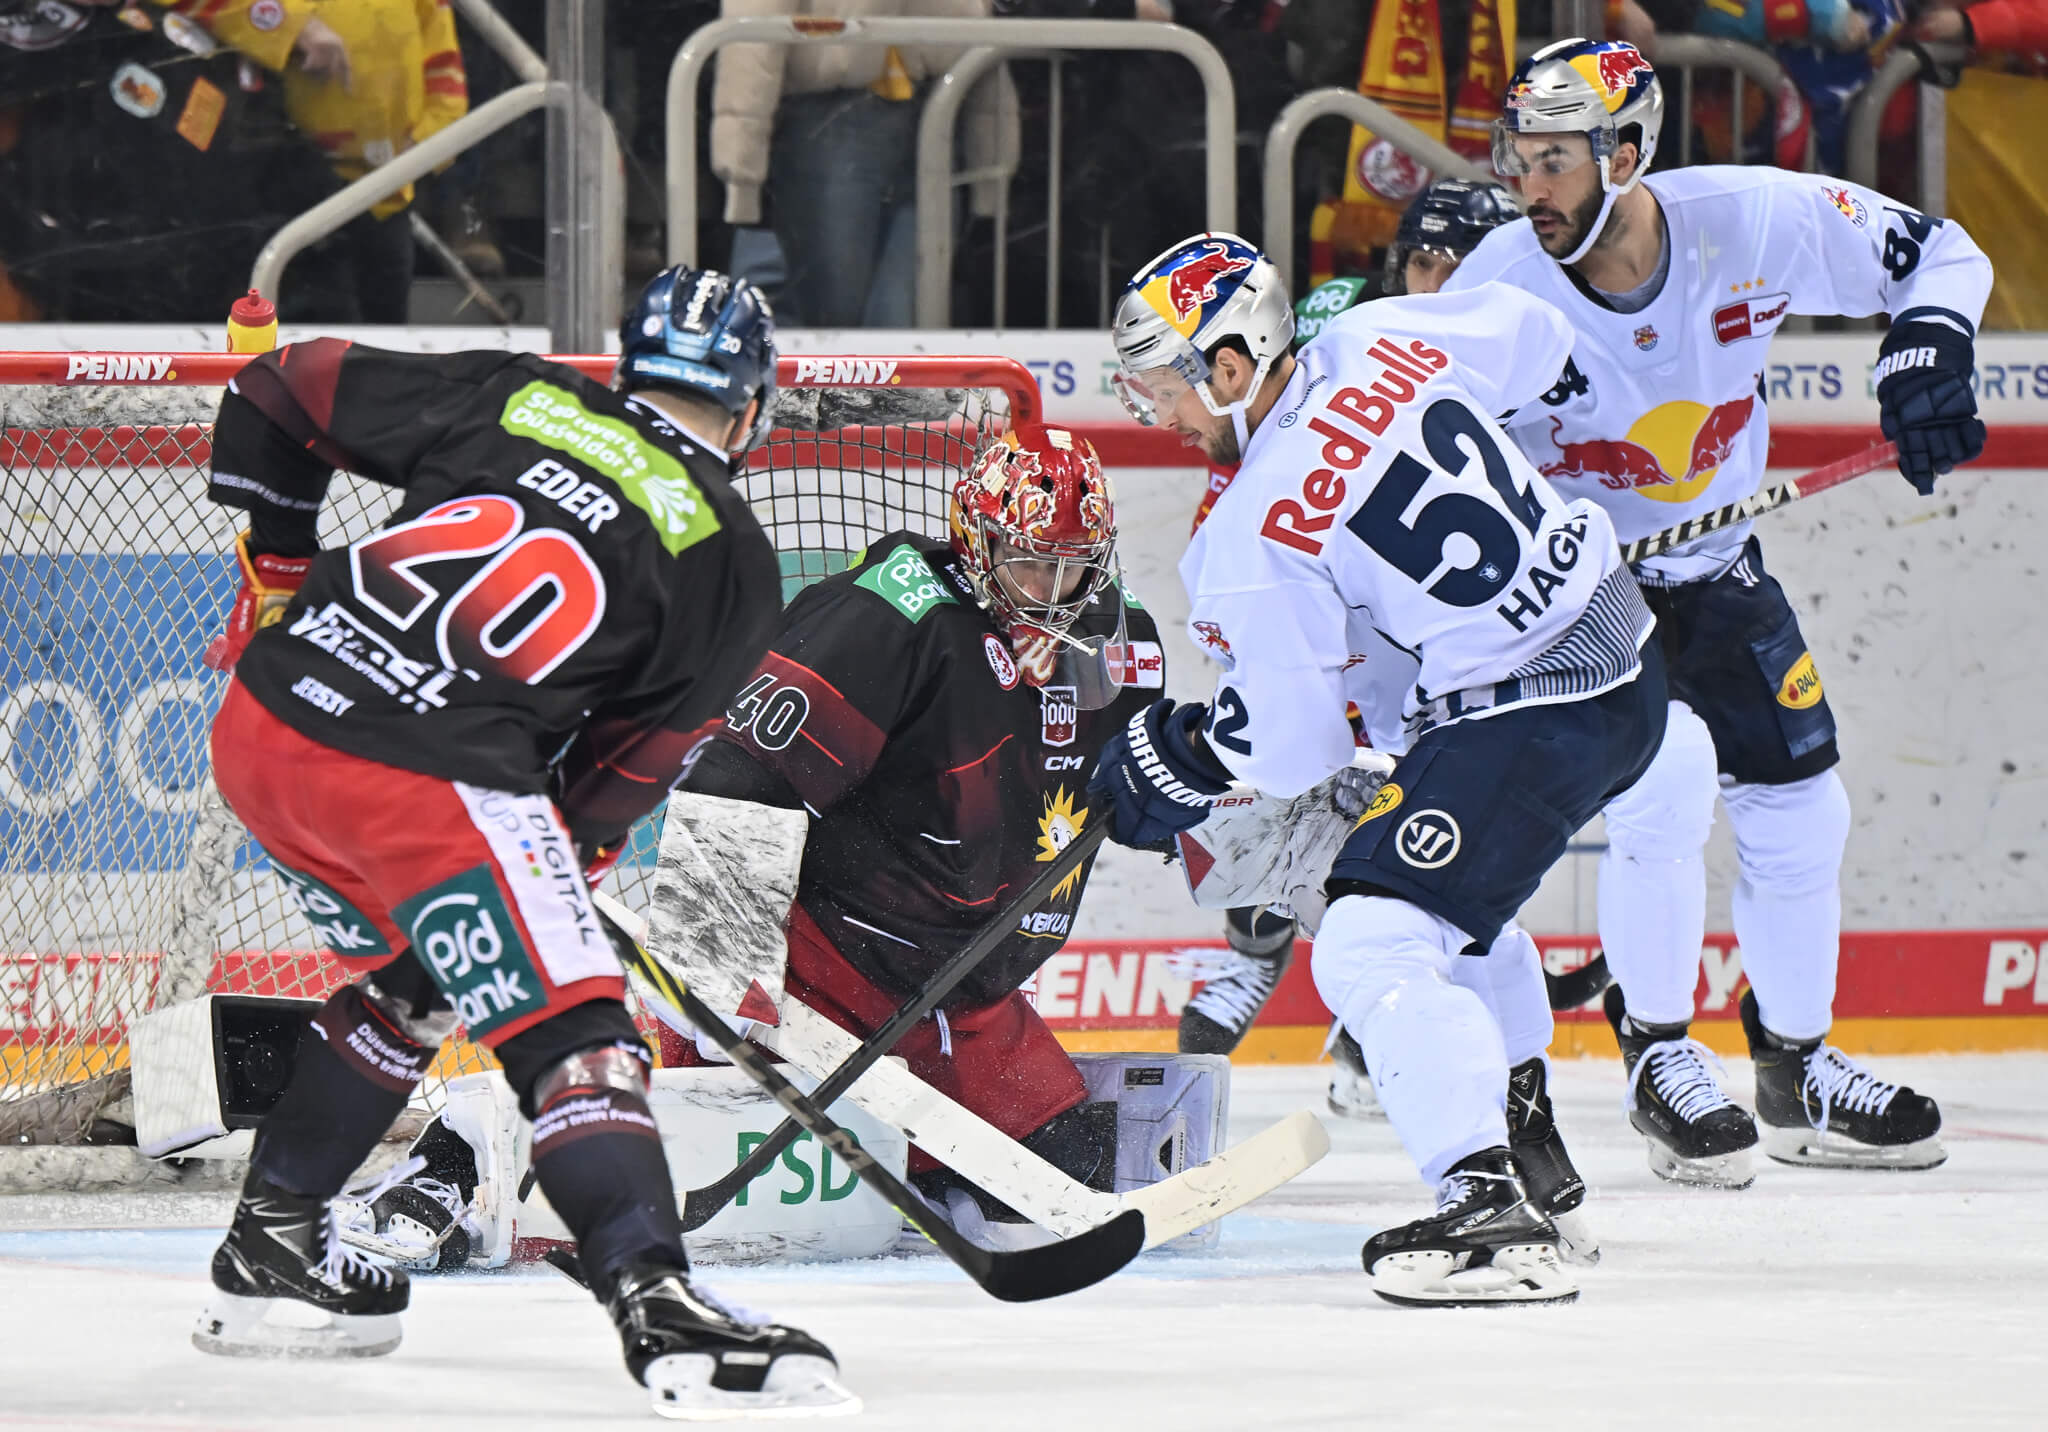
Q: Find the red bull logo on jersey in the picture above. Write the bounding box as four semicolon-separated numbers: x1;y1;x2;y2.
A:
1568;43;1654;112
1822;185;1868;228
1539;395;1755;505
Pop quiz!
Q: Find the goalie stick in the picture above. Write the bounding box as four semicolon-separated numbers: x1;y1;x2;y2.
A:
676;822;1112;1231
592;890;1330;1251
594;901;1147;1303
1618;439;1897;565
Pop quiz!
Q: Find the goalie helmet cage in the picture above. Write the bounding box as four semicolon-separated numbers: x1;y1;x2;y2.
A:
0;350;1034;1185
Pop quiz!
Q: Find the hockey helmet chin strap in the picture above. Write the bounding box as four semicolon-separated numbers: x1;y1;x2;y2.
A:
1200;352;1276;461
1558;144;1646;267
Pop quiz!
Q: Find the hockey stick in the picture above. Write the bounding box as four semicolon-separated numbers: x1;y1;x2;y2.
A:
1618;439;1898;565
595;888;1331;1251
675;821;1112;1231
595;902;1147;1303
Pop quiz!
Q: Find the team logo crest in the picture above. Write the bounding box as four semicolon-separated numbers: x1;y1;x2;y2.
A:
985;633;1020;690
1395;809;1462;869
1633;324;1659;352
1192;620;1234;666
1821;184;1867;228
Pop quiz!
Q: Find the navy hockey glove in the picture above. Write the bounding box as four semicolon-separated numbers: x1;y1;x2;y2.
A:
1088;699;1234;853
1876;317;1985;495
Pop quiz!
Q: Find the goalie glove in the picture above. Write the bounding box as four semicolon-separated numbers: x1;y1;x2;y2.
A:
1876;317;1985;496
203;530;312;672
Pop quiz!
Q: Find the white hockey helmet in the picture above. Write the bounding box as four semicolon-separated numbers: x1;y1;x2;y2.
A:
1493;38;1664;263
1111;232;1293;451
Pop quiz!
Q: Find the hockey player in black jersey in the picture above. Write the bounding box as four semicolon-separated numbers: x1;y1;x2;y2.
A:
192;266;857;1418
676;422;1163;1233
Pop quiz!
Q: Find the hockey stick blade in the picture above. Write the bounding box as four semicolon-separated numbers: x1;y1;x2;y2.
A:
1618;439;1896;565
595;902;1146;1302
676;821;1112;1232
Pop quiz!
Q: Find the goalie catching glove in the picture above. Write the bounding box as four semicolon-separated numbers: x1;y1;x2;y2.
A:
1876;315;1985;496
1088;698;1233;851
203;529;311;673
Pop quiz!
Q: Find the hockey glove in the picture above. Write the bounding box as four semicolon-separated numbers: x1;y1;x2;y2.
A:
1088;699;1234;853
203;530;312;672
1876;318;1985;496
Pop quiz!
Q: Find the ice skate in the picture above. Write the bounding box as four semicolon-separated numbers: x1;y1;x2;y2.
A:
338;1154;476;1272
1362;1148;1578;1307
1324;1022;1382;1119
1606;985;1758;1189
1506;1057;1597;1265
194;1174;408;1359
609;1260;860;1420
1742;989;1946;1170
1178;908;1294;1055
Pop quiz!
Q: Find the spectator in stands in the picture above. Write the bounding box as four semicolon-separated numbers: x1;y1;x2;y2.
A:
1919;0;2048;54
0;0;342;320
170;0;471;322
711;0;1017;328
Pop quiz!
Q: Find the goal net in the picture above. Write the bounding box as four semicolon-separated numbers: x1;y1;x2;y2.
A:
0;350;1033;1183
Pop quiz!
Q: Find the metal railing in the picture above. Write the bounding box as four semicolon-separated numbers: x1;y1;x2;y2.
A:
665;17;1238;319
917;44;1031;328
1846;42;1965;204
1261;90;1493;298
249;0;624;349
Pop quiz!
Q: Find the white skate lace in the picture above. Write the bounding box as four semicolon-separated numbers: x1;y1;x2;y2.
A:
313;1154;421;1293
1183;950;1286;1029
1627;1038;1740;1124
1800;1044;1900;1132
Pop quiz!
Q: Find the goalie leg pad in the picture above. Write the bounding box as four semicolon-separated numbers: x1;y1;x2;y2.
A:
1074;1051;1230;1249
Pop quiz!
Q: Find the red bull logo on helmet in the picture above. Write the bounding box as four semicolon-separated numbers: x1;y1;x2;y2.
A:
1139;239;1256;337
1567;43;1654;113
1539;395;1754;504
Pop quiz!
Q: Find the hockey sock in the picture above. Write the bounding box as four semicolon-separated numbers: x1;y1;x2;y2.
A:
529;1082;687;1301
250;982;439;1199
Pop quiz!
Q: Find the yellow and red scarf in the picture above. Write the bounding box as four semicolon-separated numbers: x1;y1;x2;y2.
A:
1307;0;1514;286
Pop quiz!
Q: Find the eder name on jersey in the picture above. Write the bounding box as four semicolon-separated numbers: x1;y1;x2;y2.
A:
208;338;781;858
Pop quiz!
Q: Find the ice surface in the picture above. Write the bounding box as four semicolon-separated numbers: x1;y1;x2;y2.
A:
2;1054;2042;1430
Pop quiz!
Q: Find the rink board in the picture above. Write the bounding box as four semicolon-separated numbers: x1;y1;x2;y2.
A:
9;927;2048;1078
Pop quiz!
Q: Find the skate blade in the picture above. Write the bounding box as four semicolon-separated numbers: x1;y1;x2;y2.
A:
1762;1125;1948;1171
1325;1082;1384;1121
1550;1208;1601;1267
1645;1140;1756;1191
1367;1244;1579;1308
646;1353;862;1421
191;1290;401;1359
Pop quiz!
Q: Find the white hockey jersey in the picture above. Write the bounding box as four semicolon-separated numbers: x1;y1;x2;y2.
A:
1179;284;1653;798
1444;166;1992;583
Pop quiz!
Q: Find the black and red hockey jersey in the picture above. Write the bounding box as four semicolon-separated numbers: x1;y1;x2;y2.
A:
688;532;1166;1006
207;339;781;857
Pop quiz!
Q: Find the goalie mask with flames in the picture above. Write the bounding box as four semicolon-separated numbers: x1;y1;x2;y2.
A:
950;424;1123;697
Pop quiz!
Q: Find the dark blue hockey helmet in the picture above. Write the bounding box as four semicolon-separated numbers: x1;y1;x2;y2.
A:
1383;179;1521;295
617;265;778;450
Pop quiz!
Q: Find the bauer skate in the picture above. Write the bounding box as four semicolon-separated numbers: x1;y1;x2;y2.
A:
1324;1022;1382;1119
1506;1057;1597;1265
194;1174;408;1359
1362;1148;1577;1307
1741;989;1946;1170
1178;908;1294;1055
609;1260;859;1421
1606;985;1758;1189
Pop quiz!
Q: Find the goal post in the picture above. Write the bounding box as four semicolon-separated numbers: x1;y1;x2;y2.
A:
0;349;1035;1180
